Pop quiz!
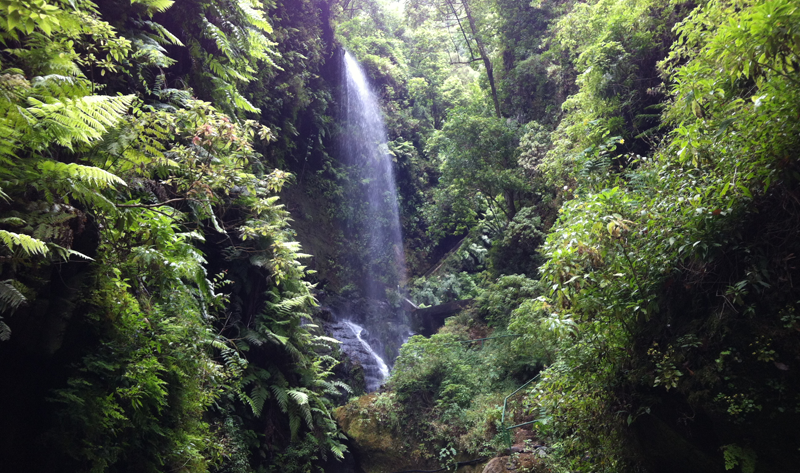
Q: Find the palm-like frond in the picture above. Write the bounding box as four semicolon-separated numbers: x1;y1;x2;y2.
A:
30;75;91;99
0;279;26;313
0;230;48;256
37;161;126;189
26;94;135;149
0;320;10;341
270;384;289;413
133;19;183;46
131;0;175;15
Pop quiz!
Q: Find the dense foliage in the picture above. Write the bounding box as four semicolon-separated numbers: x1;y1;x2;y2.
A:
339;0;800;472
0;0;347;472
3;0;800;472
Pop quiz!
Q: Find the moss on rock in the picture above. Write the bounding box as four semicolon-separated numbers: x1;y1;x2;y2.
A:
335;394;440;473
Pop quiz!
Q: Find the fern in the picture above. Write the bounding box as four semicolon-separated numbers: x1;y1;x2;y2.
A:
38;161;126;189
239;327;267;346
287;389;313;429
26;94;135;148
329;380;353;394
156;87;191;107
32;210;76;242
133;20;183;46
51;246;93;261
206;57;249;82
131;0;175;15
203;19;237;60
60;181;118;210
271;384;289;413
0;279;26;312
248;385;269;416
0;230;49;256
283;340;303;361
208;73;260;114
131;38;177;68
288;413;301;441
34;161;125;210
287;389;308;406
0;320;10;341
0;216;25;226
30;75;91;99
329;440;346;460
234;0;273;33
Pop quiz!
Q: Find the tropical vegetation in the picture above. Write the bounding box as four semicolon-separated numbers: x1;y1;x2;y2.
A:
2;0;799;472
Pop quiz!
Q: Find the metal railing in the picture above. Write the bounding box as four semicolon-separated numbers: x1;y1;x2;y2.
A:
500;373;541;449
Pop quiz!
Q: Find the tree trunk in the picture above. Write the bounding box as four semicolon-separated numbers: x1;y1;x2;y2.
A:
504;189;517;220
460;0;501;118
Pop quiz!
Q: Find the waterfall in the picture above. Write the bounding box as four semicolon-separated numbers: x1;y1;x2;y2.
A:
344;321;390;391
341;50;406;298
330;50;408;391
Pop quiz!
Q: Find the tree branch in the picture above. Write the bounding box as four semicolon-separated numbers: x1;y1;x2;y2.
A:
444;0;476;61
449;58;483;64
116;198;196;208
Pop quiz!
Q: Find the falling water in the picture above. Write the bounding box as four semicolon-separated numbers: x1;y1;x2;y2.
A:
341;50;406;299
332;50;408;391
344;321;390;391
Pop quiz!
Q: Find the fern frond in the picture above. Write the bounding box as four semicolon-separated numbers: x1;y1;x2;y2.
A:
287;389;313;429
210;77;259;113
0;217;24;226
30;75;91;99
26;94;135;148
239;327;267;346
284;341;303;361
157;88;191;107
207;57;248;82
38;161;126;189
248;253;271;268
235;0;273;33
0;320;10;341
249;384;269;416
131;38;177;68
270;384;289;413
329;441;346;460
152;74;166;96
0;279;26;312
51;246;94;261
202;19;236;60
315;335;342;345
62;181;118;210
229;87;258;113
131;0;174;15
0;230;49;256
134;20;183;46
287;389;308;406
288;413;301;440
331;380;353;394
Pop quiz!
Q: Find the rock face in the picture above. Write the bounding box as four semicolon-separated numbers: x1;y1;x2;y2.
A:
335;395;495;473
328;320;389;392
335;395;440;473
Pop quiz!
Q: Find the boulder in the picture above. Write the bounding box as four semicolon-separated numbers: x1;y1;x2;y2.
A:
335;395;438;473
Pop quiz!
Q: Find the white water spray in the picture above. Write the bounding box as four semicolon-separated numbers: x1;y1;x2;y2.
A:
333;50;411;392
344;320;389;389
341;50;407;298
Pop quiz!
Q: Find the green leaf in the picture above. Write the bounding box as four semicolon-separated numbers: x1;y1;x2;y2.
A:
0;230;49;256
